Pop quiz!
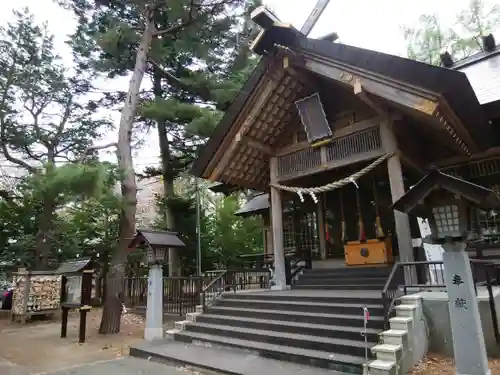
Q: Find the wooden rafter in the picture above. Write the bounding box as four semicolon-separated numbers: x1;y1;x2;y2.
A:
208;72;284;181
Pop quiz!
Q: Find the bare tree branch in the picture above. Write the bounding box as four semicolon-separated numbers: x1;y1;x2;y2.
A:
79;142;117;162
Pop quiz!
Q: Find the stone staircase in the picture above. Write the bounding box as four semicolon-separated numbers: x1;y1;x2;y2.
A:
294;266;391;290
166;266;393;374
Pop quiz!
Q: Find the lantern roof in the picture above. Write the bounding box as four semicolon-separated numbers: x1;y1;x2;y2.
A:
128;229;186;250
392;167;500;216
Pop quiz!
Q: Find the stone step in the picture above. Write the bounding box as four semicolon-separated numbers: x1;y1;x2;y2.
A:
222;291;383;305
367;359;398;375
371;344;403;363
293;284;384;291
295;277;387;286
206;305;385;329
298;272;390;279
184;322;377;357
302;267;391;275
197;313;381;342
130;339;351;375
173;330;367;374
217;298;385;316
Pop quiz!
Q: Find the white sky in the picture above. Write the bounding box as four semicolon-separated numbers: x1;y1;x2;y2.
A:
0;0;497;173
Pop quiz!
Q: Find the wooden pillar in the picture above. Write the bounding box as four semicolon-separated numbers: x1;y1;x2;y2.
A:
270;157;287;290
380;120;415;278
316;198;327;260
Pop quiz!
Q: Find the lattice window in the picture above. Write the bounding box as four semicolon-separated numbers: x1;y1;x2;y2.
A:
283;214;296;253
298;212;320;259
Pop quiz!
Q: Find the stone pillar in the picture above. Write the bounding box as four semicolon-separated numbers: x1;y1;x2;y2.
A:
316;198;327;260
145;264;163;341
380;120;415;281
442;242;490;375
269;157;286;290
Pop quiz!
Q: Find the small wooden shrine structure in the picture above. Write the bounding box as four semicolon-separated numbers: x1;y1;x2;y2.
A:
193;12;500;287
57;258;95;343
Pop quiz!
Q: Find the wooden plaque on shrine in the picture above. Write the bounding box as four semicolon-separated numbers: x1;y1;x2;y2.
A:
295;92;332;147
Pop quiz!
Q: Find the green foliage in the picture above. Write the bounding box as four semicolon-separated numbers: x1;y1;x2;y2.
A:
154;186;263;273
402;0;500;65
0;8;115;268
207;194;263;268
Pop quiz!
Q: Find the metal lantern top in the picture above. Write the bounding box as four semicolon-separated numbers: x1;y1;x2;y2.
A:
392;168;500;242
128;229;186;265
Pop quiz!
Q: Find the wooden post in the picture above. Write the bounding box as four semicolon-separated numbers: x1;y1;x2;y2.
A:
380;120;415;281
316;197;327;260
79;309;87;343
61;308;69;338
270;157;287;290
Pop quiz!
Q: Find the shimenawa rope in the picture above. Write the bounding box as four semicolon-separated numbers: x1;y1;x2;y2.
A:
270;152;394;194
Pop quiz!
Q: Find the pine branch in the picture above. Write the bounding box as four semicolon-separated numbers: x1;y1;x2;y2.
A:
149;59;213;102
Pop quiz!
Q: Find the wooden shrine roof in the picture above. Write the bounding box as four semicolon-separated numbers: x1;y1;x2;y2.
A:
454;46;500;105
55;258;92;274
235;193;270;217
130;229;186;249
191;25;493;191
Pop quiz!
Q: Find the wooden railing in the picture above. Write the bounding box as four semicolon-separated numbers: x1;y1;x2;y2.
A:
276;125;383;180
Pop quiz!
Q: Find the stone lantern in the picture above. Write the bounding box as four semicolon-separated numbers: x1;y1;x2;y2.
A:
392;168;499;375
128;229;186;341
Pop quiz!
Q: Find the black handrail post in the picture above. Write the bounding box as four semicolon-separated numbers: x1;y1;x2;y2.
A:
485;265;500;344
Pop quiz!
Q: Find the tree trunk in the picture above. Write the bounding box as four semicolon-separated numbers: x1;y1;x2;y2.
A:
34;195;56;269
99;10;155;334
35;157;57;270
153;70;180;277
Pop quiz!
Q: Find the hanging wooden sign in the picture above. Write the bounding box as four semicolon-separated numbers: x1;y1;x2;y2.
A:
295;92;332;147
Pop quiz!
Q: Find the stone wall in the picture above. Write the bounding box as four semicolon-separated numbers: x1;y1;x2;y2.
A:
420;288;500;357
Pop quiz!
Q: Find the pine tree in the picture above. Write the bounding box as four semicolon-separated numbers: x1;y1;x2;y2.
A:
60;0;260;333
0;8;111;268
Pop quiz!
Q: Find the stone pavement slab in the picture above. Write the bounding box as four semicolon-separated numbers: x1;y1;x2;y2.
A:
130;339;346;375
0;357;33;375
39;357;204;375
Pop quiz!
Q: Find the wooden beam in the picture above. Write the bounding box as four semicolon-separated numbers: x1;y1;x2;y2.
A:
209;73;282;181
239;135;274;156
436;97;478;154
399;152;425;174
303;58;439;116
354;80;387;117
435;147;500;168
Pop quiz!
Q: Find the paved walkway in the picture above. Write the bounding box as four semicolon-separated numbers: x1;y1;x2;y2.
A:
0;357;32;375
131;340;344;375
0;356;209;375
37;357;207;375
